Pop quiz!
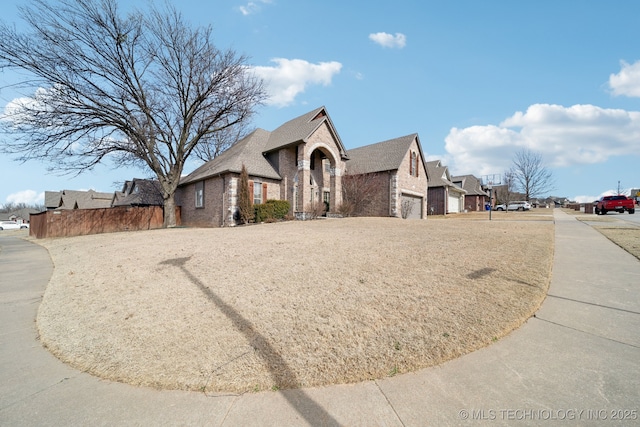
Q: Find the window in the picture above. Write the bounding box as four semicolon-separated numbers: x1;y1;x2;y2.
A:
410;151;420;177
195;181;204;208
253;181;267;204
253;181;261;204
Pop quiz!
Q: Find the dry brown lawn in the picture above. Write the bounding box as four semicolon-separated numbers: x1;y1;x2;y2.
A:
568;210;640;261
34;213;554;393
594;227;640;260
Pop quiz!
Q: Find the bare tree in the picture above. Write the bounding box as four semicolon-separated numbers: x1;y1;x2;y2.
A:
192;121;253;163
0;202;44;212
340;170;381;217
511;149;555;201
0;0;266;227
400;198;414;219
496;168;517;206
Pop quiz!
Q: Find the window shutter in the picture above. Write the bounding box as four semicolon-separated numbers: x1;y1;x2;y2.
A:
249;181;254;204
416;154;420;178
262;183;268;203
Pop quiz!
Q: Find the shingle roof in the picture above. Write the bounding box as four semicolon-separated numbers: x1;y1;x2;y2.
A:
179;106;351;185
179;128;280;185
0;207;39;221
426;160;465;193
112;179;164;206
264;106;348;158
451;174;489;196
45;190;114;210
44;191;63;209
345;134;421;174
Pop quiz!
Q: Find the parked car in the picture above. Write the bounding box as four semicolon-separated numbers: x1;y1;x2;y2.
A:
494;201;531;211
595;195;635;215
0;221;29;230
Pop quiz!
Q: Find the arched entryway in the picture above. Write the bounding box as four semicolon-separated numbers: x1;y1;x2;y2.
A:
295;144;342;219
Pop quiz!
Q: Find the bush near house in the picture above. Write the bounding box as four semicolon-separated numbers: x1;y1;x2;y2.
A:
254;200;291;223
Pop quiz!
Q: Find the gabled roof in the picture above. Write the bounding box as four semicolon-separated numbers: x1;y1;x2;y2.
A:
180;128;280;185
264;106;349;159
451;174;489;197
0;207;39;221
45;190;113;210
345;133;426;175
112;179;164;207
426;160;465;193
180;106;351;186
45;191;63;209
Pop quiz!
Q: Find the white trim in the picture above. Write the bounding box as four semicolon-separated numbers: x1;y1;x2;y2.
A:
306;142;338;160
400;189;424;198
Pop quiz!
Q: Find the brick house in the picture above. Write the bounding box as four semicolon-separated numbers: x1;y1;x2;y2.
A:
426;160;466;215
177;106;430;226
345;134;428;219
177;107;349;227
451;174;489;212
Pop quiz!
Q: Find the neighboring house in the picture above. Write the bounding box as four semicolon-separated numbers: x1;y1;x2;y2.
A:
451;174;489;212
542;196;568;208
0;208;39;224
112;179;164;207
177;106;349;227
345;134;428;219
493;185;527;206
426;160;466;215
45;190;114;210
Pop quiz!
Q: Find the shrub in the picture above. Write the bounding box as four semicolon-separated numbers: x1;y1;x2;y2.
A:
254;199;290;223
268;199;290;218
337;200;355;217
237;164;254;224
305;203;326;220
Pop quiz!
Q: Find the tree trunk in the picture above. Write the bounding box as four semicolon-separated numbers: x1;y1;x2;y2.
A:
163;192;177;228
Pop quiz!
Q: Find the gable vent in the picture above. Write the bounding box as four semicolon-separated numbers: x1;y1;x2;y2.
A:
312;110;326;121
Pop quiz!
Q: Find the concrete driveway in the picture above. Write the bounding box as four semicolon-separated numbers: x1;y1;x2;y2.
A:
1;210;639;426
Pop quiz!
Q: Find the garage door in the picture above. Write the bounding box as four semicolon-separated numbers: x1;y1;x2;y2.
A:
401;194;423;219
448;194;460;213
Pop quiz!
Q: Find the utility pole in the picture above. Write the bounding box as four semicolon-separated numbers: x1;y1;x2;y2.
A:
617;181;622;195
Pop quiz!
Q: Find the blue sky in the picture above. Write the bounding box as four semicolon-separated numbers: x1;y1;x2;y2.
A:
1;0;640;206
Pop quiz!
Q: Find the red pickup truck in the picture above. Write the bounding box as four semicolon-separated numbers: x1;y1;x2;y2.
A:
595;195;635;215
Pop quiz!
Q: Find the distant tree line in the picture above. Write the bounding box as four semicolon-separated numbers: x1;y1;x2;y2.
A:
0;202;45;213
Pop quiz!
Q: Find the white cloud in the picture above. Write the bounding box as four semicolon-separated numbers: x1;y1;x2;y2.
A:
573;195;597;204
251;58;342;107
238;0;272;16
609;60;640;97
368;32;407;49
574;188;634;204
2;95;39;125
6;190;44;205
444;103;640;176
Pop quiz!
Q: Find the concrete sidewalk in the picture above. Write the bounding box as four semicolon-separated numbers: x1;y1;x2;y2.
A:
1;210;638;426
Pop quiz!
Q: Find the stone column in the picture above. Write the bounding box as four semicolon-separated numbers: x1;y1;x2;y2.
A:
227;177;238;226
